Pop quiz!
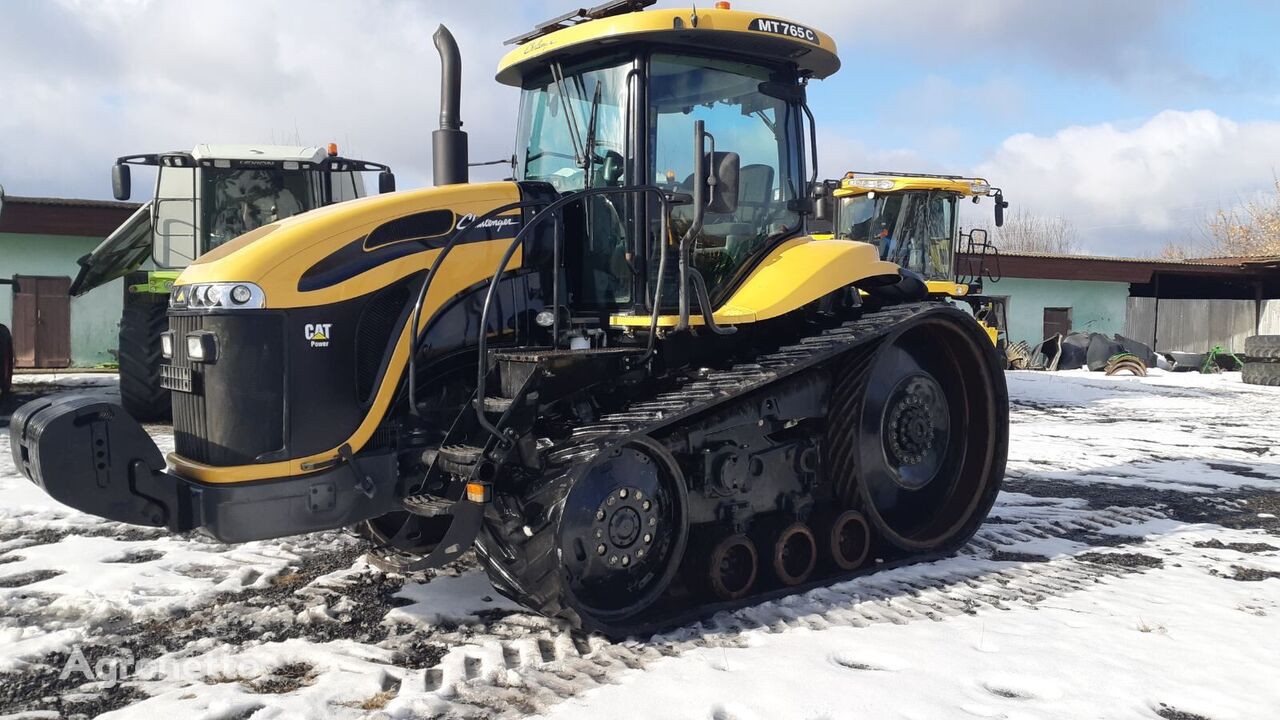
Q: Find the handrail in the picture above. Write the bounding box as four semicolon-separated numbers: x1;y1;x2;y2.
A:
472;184;675;442
406;198;551;416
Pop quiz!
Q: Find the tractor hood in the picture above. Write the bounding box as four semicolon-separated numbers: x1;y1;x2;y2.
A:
70;201;153;296
173;181;524;310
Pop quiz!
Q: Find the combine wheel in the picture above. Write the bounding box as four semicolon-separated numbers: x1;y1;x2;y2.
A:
829;313;1005;554
828;509;871;570
771;521;817;586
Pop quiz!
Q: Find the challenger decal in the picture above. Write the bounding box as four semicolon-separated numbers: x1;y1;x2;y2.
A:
748;18;819;45
304;323;333;347
297;210;523;293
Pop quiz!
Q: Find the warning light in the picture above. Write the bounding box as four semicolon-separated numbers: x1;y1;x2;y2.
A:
715;1;731;8
327;142;339;157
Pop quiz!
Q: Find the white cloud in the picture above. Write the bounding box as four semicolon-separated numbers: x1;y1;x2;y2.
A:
972;110;1280;253
0;0;538;198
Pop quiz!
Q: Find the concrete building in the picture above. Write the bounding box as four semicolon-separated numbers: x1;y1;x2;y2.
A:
958;251;1280;352
0;194;139;367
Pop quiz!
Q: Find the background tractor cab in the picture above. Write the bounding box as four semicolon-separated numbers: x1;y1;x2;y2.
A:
817;171;1011;352
72;144;395;420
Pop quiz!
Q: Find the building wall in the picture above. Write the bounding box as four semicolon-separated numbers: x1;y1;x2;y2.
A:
0;232;122;366
987;277;1130;346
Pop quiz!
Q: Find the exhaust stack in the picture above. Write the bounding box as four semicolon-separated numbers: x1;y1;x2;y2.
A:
432;25;468;186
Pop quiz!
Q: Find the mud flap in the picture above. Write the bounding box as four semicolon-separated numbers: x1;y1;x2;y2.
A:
9;393;189;529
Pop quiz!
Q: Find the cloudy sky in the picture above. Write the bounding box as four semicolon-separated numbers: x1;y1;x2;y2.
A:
2;0;1279;255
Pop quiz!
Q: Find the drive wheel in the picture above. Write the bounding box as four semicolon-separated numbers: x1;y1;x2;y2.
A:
828;310;1007;553
478;437;689;632
119;293;170;422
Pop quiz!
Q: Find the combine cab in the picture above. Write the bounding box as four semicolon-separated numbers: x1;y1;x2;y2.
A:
71;145;395;420
12;0;1008;637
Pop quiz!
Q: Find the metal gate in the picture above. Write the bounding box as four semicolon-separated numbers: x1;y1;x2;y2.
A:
12;275;71;368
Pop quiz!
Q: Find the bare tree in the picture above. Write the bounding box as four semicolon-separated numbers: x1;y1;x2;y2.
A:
1204;179;1280;257
983;209;1081;254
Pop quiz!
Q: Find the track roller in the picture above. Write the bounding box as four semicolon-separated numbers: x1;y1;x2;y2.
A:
827;509;871;571
771;521;817;586
704;533;759;600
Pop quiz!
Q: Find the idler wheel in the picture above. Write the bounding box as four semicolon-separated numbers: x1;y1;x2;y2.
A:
772;522;817;586
828;509;871;571
706;534;758;600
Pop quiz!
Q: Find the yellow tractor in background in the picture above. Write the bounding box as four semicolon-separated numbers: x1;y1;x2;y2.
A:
12;0;1008;637
818;171;1010;354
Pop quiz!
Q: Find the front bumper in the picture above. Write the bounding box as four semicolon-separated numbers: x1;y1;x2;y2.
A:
9;393;399;543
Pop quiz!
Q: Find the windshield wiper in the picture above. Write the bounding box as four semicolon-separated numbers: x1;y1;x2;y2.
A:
582;81;603;185
549;62;586;168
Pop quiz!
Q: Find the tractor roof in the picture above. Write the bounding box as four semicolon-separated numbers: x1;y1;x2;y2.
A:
496;1;839;86
189;144;330;163
833;171;995;198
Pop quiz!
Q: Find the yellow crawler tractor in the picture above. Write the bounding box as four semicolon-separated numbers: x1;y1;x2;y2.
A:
819;171;1010;352
12;0;1008;636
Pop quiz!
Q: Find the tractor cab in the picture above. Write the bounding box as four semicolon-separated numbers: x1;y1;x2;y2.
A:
498;0;841;320
70;144;396;297
825;171;1007;293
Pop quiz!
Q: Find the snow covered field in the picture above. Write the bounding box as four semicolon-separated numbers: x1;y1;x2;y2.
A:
2;370;1278;719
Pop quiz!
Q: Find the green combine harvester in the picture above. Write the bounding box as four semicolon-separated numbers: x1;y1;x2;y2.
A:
71;144;395;419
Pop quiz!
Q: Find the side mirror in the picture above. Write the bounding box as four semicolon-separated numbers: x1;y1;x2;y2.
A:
378;171;396;194
112;164;131;201
704;151;740;214
811;181;835;222
994;190;1008;228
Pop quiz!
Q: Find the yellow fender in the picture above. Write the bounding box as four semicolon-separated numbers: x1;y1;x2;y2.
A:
611;237;899;327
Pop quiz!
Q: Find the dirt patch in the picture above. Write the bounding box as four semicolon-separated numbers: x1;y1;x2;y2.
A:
1156;705;1213;720
1228;565;1280;582
0;554;22;565
244;662;316;694
105;549;165;564
1004;477;1280;536
1077;552;1164;569
990;551;1051;563
1192;539;1278;554
0;569;63;588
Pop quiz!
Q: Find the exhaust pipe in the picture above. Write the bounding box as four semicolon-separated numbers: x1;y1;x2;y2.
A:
432;25;468;186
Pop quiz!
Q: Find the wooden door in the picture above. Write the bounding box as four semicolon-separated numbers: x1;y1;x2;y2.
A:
1043;306;1072;341
12;275;71;368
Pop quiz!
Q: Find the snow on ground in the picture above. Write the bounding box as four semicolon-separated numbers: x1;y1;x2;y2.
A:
1;370;1278;719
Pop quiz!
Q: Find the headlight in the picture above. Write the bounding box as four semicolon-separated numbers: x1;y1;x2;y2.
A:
160;331;174;359
843;177;896;191
172;282;266;310
185;331;218;363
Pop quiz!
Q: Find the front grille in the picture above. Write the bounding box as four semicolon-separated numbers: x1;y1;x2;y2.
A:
169;314;209;462
159;364;193;393
355;283;410;402
169;313;285;466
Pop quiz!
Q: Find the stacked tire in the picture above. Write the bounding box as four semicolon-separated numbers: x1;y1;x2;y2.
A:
1242;335;1280;386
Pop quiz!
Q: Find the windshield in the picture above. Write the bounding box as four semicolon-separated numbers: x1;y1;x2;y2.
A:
651;53;802;297
515;56;630;193
203;168;320;250
836;191;956;281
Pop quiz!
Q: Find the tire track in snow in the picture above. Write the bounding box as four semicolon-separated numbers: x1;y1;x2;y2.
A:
382;504;1168;718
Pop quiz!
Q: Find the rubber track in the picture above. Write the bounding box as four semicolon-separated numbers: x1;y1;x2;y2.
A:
118;297;171;422
414;503;1169;718
477;303;970;636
